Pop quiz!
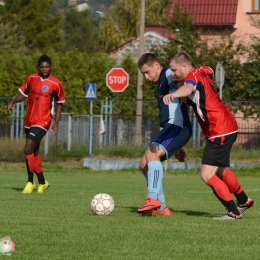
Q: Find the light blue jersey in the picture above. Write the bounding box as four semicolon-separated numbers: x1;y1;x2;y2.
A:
158;67;189;128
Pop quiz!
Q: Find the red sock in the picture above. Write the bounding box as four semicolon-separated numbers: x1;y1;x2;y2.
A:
206;175;233;207
34;155;42;173
220;168;243;194
25;154;35;173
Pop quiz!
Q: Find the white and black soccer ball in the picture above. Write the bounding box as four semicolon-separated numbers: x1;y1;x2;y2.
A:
90;193;115;215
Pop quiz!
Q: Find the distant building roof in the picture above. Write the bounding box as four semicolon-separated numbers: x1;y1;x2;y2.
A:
168;0;239;26
109;26;176;56
145;25;176;39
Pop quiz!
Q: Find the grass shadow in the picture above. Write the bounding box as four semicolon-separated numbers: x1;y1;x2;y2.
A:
117;205;213;217
173;209;213;217
136;209;213;217
0;186;24;192
115;205;152;216
11;187;24;192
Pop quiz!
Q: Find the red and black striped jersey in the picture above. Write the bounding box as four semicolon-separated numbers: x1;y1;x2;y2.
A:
19;73;66;131
184;66;238;139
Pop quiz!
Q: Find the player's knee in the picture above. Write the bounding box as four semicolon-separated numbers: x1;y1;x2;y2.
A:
200;174;207;183
24;138;39;155
139;162;142;170
200;171;215;183
24;146;34;155
139;162;146;174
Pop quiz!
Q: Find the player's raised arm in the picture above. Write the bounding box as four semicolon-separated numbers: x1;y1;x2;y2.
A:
163;84;194;105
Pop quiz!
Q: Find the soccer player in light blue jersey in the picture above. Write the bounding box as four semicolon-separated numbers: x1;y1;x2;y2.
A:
137;53;192;215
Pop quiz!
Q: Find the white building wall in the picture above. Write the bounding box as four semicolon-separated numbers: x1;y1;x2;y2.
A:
110;33;169;64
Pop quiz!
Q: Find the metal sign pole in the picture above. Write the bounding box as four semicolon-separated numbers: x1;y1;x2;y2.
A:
89;100;93;155
85;83;96;155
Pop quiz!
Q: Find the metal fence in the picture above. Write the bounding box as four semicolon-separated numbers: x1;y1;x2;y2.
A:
2;97;260;155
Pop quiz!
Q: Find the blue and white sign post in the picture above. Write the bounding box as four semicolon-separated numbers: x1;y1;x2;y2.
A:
85;83;97;155
85;83;96;99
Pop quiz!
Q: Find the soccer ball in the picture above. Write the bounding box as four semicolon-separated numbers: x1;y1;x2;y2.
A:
0;236;16;256
90;193;115;215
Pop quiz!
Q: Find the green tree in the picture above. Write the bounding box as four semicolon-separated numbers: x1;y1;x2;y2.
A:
0;22;28;54
0;0;64;51
161;5;206;64
49;0;68;15
97;0;170;52
64;9;99;53
0;52;36;96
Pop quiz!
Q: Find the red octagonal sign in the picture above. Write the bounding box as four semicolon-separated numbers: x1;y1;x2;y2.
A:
106;68;129;92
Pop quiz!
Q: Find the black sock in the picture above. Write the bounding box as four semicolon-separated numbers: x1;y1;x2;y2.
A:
227;201;241;215
28;172;34;183
36;172;45;185
234;191;248;205
26;160;34;183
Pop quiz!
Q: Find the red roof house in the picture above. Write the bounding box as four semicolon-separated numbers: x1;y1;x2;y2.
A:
168;0;239;27
168;0;260;56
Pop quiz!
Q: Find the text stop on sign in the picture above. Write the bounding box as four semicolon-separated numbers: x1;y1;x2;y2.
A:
108;76;127;84
106;68;129;92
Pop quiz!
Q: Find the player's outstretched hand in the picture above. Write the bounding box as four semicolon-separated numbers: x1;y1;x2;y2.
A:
163;94;175;105
175;148;187;162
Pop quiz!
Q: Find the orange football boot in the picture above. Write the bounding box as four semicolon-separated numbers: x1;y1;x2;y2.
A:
137;196;161;213
152;207;172;216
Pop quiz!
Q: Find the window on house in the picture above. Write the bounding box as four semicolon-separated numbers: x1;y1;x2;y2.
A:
252;0;260;12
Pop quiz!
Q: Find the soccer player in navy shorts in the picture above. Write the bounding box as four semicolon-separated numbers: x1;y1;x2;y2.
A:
163;51;254;220
8;55;66;194
137;53;192;216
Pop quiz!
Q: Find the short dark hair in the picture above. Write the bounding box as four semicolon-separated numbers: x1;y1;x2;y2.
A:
138;53;161;69
38;55;51;66
168;51;191;65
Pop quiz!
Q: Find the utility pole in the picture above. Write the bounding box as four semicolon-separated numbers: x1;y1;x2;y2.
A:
135;0;145;145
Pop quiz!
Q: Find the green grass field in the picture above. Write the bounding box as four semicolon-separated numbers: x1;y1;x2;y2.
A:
1;162;260;260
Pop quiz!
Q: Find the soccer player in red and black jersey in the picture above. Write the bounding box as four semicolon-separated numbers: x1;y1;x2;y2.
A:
163;51;254;220
7;55;66;194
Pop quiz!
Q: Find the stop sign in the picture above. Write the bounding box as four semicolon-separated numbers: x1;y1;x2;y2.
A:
106;68;129;92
